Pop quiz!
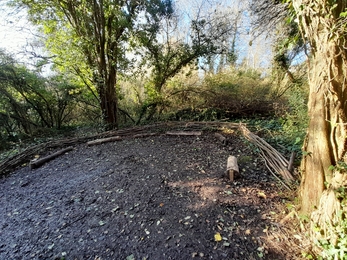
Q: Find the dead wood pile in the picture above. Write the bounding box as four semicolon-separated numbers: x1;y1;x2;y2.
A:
1;121;297;186
239;124;296;189
0;121;239;176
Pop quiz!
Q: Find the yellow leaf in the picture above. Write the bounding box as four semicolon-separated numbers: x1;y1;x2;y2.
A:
245;229;251;235
214;232;222;242
258;192;266;199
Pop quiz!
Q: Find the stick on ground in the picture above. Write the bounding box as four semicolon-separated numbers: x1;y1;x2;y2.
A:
166;131;202;136
87;136;122;146
29;146;73;170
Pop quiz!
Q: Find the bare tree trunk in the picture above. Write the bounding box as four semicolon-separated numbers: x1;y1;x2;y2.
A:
97;75;118;129
91;0;118;129
300;62;335;213
105;66;118;128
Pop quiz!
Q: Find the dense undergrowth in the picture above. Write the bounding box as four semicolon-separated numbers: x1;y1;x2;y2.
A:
0;65;308;169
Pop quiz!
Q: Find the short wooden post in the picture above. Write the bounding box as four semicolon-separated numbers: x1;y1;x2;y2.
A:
226;156;239;181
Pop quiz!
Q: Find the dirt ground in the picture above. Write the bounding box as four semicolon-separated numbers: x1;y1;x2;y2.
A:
0;131;299;259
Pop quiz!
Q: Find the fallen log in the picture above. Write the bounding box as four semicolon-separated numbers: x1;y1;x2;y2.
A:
29;146;73;170
166;131;202;136
87;136;122;146
1;121;239;176
226;156;239;181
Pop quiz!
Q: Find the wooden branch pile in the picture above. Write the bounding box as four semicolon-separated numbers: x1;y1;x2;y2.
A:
0;121;240;176
239;124;295;188
0;137;89;176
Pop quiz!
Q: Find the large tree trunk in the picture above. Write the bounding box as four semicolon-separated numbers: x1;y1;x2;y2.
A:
97;71;118;129
105;67;118;128
292;0;347;214
94;0;119;130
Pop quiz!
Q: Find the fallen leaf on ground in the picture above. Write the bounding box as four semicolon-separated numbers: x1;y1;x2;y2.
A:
214;232;222;242
126;254;135;260
223;242;230;247
258;192;266;199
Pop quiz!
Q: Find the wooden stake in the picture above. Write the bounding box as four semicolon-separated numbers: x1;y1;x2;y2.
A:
288;151;296;173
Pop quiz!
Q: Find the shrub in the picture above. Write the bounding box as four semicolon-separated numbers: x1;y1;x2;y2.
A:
202;68;276;118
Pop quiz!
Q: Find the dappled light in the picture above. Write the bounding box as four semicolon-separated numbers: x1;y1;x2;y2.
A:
0;130;303;259
1;0;347;258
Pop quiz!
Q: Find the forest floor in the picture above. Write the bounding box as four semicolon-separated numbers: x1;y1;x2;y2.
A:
0;128;307;259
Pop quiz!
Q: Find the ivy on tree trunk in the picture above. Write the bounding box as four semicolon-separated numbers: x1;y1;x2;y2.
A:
292;0;347;213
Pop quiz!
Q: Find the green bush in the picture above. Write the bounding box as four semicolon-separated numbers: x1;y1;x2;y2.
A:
130;67;287;123
279;84;308;154
202;68;276;118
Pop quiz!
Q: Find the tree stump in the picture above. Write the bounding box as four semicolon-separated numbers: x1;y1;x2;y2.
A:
226;156;239;181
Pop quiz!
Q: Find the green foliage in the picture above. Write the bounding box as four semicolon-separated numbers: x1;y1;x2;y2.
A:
246;73;308;156
203;68;275;118
340;7;347;18
132;66;291;124
12;0;175;127
310;163;347;260
0;49;98;151
316;202;347;259
240;104;306;162
329;161;347;174
280;84;308;152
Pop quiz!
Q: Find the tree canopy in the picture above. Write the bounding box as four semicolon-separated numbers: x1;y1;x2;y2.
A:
12;0;174;128
11;0;240;128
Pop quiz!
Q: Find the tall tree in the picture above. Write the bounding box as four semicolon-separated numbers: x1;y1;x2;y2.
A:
252;0;347;213
252;2;347;255
290;0;347;217
13;0;173;128
287;2;347;256
133;2;241;122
